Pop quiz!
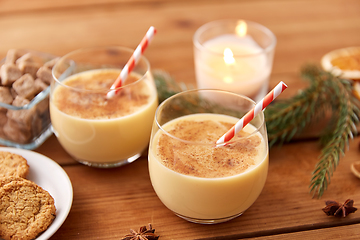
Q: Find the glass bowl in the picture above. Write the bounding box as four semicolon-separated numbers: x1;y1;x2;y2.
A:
0;49;57;149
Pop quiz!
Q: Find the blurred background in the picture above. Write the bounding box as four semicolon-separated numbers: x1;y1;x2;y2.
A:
1;0;360;98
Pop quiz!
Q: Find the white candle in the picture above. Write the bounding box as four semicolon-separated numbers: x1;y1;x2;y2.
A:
194;33;271;101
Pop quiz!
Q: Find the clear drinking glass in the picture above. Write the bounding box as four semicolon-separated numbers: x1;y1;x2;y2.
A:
193;19;276;102
50;46;158;168
148;89;269;224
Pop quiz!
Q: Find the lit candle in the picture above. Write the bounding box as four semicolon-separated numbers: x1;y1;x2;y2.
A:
194;20;276;101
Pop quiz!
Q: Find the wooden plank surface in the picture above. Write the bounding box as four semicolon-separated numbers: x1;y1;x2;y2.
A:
0;0;360;239
46;138;360;239
252;224;360;240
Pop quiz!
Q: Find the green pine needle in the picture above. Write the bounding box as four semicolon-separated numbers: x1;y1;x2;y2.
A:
265;65;360;198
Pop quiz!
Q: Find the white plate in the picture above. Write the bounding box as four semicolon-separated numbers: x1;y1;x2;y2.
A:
0;147;73;240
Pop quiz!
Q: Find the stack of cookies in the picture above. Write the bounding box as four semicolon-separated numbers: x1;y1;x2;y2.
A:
0;151;56;240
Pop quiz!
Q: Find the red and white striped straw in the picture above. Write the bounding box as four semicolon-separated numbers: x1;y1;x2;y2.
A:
216;81;288;145
107;26;157;98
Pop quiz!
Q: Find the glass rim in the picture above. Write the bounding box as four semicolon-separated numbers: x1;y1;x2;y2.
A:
193;19;277;58
52;46;151;93
155;89;266;147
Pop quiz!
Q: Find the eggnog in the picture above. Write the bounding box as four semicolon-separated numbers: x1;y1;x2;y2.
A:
50;68;158;166
149;113;268;222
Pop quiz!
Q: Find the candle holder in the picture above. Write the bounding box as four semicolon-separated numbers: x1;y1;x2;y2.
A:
193;19;276;102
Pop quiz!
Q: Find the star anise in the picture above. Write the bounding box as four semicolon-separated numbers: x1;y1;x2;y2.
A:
322;199;357;217
121;223;159;240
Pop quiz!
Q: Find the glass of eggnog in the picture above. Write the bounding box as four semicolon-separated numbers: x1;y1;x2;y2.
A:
148;89;268;224
50;46;158;168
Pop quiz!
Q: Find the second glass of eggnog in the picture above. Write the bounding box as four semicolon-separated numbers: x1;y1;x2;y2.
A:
148;89;268;224
50;46;158;167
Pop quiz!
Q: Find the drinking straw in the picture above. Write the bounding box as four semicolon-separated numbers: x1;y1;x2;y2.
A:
107;26;157;98
216;81;288;145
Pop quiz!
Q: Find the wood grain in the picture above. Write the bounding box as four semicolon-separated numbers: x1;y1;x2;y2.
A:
252;224;360;240
48;139;360;239
1;0;360;86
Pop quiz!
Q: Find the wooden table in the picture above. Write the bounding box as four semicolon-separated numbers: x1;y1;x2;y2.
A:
1;0;360;239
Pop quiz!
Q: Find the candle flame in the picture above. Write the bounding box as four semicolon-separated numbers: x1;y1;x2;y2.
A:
223;76;233;83
223;48;235;65
236;20;247;37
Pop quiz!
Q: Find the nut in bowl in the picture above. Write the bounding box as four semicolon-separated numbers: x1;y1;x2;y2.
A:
0;49;59;149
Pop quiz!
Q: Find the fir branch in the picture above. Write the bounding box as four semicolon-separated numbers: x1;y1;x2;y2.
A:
309;71;360;198
265;65;360;198
264;68;328;146
153;70;182;103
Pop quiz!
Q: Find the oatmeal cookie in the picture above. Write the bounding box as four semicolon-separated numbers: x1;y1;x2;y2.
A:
0;176;26;187
0;178;56;240
0;151;29;178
